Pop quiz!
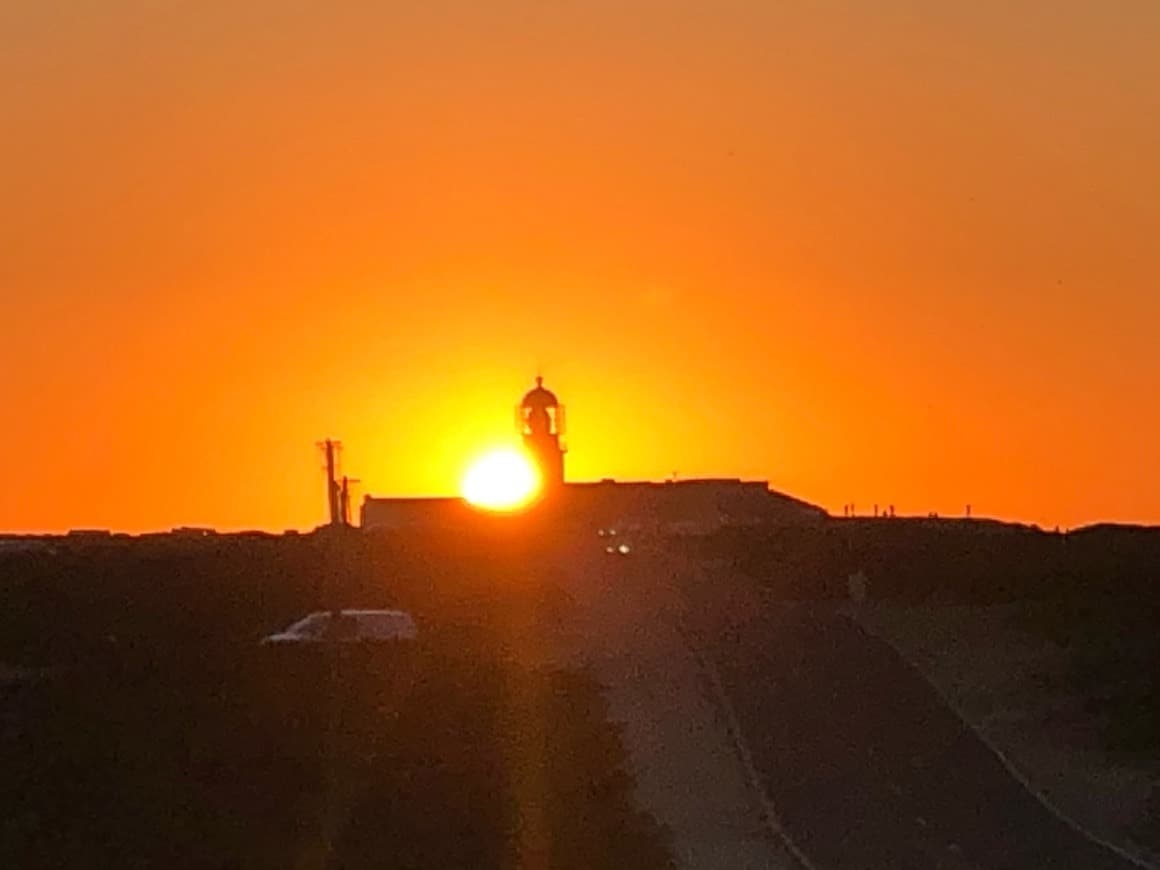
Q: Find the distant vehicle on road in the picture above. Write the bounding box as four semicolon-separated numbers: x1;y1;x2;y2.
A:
262;609;418;646
597;525;634;554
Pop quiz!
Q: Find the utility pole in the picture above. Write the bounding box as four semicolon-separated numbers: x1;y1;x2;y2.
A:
317;439;343;526
340;475;360;527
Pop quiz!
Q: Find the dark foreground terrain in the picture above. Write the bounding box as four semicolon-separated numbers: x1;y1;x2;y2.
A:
0;524;670;869
2;516;1158;869
690;519;1160;762
679;519;1160;866
695;604;1142;869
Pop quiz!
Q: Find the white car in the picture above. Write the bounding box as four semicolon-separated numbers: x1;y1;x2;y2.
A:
262;609;418;645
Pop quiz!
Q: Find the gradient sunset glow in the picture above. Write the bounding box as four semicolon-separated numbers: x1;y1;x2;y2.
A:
2;2;1158;533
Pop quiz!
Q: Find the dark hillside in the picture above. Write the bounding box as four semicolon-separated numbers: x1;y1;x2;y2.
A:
0;526;670;869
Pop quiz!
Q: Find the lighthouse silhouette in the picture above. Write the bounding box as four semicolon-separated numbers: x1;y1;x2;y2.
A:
517;376;566;493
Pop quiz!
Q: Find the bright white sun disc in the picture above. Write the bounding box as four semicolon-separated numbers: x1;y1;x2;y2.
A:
461;449;540;510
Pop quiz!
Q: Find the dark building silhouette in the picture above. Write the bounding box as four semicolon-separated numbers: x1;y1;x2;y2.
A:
361;375;826;530
559;477;825;532
518;376;566;492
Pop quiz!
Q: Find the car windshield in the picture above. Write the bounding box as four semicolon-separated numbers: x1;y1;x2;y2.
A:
284;613;331;639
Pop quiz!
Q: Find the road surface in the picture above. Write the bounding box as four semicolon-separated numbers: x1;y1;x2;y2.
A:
674;554;1147;870
551;546;799;869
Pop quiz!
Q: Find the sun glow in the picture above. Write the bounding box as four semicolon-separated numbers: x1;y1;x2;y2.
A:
461;448;541;511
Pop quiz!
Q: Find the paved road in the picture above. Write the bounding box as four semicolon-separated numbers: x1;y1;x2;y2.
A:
550;549;800;869
684;578;1143;870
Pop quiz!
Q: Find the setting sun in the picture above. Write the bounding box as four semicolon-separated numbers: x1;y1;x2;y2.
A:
461;449;541;511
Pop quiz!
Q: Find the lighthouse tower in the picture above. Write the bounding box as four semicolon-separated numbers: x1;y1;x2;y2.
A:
517;376;566;492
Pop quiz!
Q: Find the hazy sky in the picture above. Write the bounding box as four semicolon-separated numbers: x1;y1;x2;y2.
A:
2;1;1158;532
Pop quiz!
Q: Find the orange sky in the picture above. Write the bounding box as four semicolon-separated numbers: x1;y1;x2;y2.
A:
2;1;1158;533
